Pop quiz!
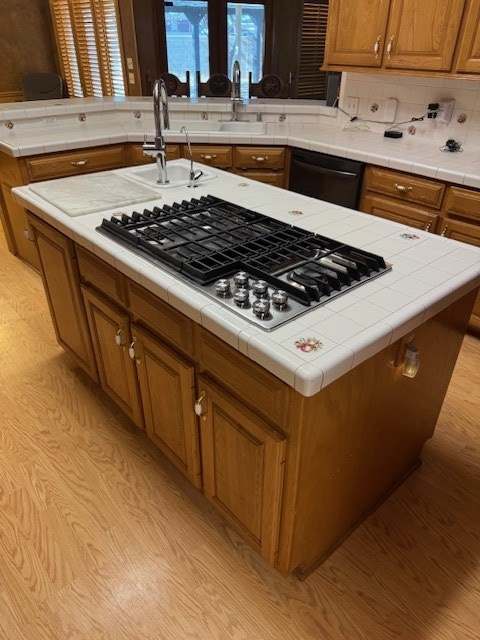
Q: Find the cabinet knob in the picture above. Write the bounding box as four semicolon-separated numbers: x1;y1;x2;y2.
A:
201;154;217;161
252;155;268;163
194;391;206;420
23;226;34;241
395;183;412;193
425;220;432;232
70;159;88;167
374;35;382;59
441;225;448;237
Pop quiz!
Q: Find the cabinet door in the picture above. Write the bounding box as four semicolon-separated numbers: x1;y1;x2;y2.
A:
132;324;201;487
198;375;286;565
362;194;438;231
385;0;465;71
1;183;40;270
324;0;391;67
27;216;98;381
438;217;480;246
455;0;480;73
81;286;143;428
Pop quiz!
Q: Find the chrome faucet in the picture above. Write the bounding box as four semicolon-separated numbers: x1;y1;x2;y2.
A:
230;60;242;121
143;78;170;184
180;126;203;188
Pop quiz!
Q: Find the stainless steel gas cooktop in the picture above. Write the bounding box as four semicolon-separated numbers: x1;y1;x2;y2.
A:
98;194;391;330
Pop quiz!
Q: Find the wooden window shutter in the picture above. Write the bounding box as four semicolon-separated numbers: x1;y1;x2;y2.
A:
49;0;125;97
297;1;329;99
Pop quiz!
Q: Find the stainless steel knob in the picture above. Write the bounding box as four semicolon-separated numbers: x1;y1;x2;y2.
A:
252;298;270;319
234;271;249;288
233;289;249;307
271;289;288;309
251;279;269;297
214;279;231;297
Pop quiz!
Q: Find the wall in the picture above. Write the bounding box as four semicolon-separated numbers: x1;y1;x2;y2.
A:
0;0;58;102
340;72;480;150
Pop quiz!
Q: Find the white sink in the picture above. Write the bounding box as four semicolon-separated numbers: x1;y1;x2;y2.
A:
120;161;217;189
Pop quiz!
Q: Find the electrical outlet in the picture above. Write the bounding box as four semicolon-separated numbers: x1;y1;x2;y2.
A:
345;97;359;115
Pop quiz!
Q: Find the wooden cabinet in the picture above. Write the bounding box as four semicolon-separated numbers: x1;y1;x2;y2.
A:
26;215;98;381
25;145;127;181
360;166;443;231
455;0;480;73
324;0;466;73
0;145;128;270
198;375;286;565
132;324;201;487
81;286;144;429
187;145;233;170
234;146;287;187
360;168;480;333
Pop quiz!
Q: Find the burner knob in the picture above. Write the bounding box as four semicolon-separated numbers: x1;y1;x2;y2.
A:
234;271;249;288
252;298;271;319
271;289;289;309
251;279;269;297
233;289;249;307
214;279;231;297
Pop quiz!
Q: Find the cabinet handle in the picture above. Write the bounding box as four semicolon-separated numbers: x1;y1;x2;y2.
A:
395;183;412;193
23;226;34;241
252;155;268;163
386;36;395;59
425;221;432;232
374;35;382;59
200;154;217;161
128;339;141;363
194;391;206;419
441;225;448;237
70;160;88;167
114;328;125;347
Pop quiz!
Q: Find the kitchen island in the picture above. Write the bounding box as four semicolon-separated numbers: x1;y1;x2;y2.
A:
13;160;480;577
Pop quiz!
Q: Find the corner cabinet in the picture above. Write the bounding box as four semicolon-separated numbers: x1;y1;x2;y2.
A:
324;0;466;73
360;166;480;334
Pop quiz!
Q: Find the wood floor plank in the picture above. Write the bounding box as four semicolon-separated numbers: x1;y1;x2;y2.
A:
1;228;479;639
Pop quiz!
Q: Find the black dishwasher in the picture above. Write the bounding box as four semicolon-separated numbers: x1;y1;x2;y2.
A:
289;148;365;209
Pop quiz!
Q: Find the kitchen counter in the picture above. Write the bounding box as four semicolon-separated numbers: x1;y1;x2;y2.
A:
13;159;480;397
2;96;480;188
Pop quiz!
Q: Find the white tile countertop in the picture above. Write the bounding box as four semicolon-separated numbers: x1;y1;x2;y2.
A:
2;97;480;188
12;159;480;397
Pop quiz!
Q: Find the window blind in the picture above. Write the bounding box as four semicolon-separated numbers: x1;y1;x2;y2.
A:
297;1;329;99
49;0;125;97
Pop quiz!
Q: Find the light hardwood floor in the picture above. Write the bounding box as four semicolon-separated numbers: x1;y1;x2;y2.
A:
1;227;479;640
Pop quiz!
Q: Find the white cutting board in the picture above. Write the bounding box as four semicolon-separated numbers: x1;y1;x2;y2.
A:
28;172;159;216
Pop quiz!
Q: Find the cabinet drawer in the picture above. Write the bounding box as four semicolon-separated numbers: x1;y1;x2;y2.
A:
190;145;232;168
361;195;438;232
235;170;285;188
76;246;128;306
127;143;181;165
235;146;285;170
443;186;480;223
438;217;480;246
127;280;195;357
26;145;127;181
196;327;289;429
364;167;445;209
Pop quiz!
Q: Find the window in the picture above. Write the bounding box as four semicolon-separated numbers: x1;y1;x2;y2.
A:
162;0;266;97
49;0;126;97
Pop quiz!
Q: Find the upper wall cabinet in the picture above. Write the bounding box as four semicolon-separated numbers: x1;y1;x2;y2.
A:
455;0;480;73
324;0;466;73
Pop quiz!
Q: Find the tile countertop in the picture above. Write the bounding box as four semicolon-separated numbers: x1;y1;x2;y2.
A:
2;100;480;188
12;159;480;397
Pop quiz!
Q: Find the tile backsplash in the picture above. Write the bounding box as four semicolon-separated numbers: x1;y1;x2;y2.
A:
340;72;480;149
